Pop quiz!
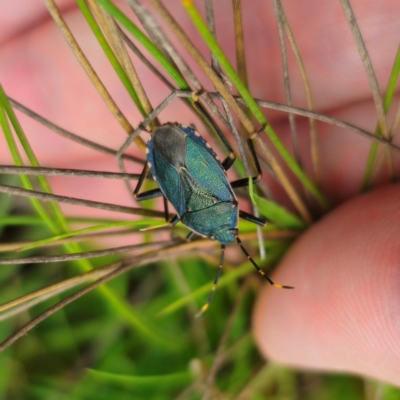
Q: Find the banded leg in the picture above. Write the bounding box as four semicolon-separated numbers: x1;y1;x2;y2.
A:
196;244;226;317
235;237;294;289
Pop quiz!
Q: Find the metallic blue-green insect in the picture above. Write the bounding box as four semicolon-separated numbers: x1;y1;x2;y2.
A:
134;104;293;314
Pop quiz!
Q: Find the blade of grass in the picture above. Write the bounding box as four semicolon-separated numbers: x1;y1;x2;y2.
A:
0;182;165;218
0;90;60;238
229;0;267;258
93;2;158;128
361;45;400;191
232;0;248;89
204;0;219;75
44;0;146;151
0;263;120;318
0;228;163;252
339;0;394;181
9;97;143;164
117;25;176;90
86;369;193;388
272;0;301;169
232;94;400;152
16;219;165;252
0;241;167;265
181;0;330;209
248;179;307;231
77;0;146;117
98;0;189;90
340;0;389;141
278;3;319;184
0;215;148;227
0;165;140;180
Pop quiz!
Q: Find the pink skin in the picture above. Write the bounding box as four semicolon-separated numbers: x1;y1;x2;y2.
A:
1;1;400;384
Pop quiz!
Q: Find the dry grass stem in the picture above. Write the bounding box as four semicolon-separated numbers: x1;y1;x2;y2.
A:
44;0;146;151
8;98;143;164
278;2;320;184
0;165;140;180
0;182;165;218
272;0;300;169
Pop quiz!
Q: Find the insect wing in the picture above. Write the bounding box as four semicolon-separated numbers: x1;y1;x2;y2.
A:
183;134;233;202
147;139;184;215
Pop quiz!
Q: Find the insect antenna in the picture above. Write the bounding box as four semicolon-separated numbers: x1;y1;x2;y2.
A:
196;244;226;317
236;237;294;289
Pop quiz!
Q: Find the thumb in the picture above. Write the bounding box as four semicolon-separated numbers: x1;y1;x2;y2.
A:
253;184;400;386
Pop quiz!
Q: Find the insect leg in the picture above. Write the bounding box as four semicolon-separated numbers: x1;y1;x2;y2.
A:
132;163;165;201
192;93;237;171
230;138;262;188
134;163;172;224
134;188;164;201
163;196;170;222
239;210;266;227
186;231;196;241
236;237;294;289
133;163;149;197
196;244;226;317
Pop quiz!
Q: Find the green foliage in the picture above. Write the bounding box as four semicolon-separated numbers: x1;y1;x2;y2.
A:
248;178;308;230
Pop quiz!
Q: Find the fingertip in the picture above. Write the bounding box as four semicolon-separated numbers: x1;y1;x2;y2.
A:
254;184;400;386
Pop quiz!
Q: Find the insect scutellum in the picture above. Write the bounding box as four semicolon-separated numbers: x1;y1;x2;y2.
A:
133;93;294;315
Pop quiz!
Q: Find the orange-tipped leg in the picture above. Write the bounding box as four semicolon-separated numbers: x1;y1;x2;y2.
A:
236;237;294;290
196;244;225;317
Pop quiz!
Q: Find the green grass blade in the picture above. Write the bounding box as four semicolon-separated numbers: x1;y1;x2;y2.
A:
76;0;146;116
86;369;193;388
361;46;400;191
102;291;177;348
182;0;330;209
0;215;131;227
98;0;190;90
248;179;307;230
0;89;58;234
16;219;164;252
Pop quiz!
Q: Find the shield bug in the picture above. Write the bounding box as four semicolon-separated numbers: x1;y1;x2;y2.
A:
134;100;293;315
